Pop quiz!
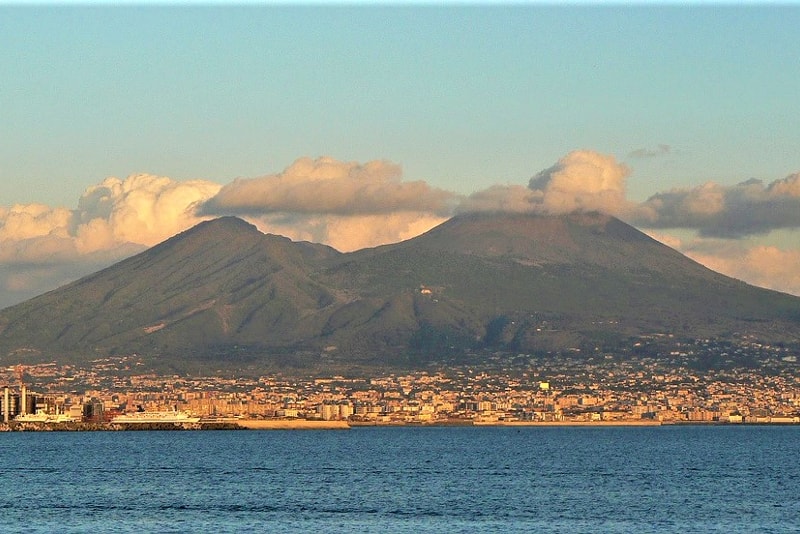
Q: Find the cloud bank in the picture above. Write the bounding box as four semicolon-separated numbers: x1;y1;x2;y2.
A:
199;156;454;252
202;156;455;216
0;158;455;307
2;151;800;308
644;231;800;298
633;173;800;237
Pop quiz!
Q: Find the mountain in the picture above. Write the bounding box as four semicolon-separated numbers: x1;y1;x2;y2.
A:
0;212;798;372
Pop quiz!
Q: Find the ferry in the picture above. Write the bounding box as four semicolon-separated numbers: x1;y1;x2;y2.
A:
15;412;76;423
110;411;201;424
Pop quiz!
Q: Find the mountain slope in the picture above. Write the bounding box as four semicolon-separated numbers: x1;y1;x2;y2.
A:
0;212;798;370
314;211;799;354
0;217;341;362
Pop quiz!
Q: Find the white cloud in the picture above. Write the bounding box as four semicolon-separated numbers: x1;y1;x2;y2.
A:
2;151;800;309
528;150;631;216
0;159;453;307
200;156;456;253
0;174;221;308
0;204;73;242
246;212;448;253
457;150;632;217
688;244;800;297
634;173;800;237
76;174;222;250
202;156;455;216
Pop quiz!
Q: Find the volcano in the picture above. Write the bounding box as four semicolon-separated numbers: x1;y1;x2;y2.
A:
0;212;798;371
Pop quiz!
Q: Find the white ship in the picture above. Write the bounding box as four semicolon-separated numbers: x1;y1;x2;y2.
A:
111;411;201;424
15;412;76;423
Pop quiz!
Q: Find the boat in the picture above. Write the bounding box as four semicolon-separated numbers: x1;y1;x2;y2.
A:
110;411;201;424
15;412;76;423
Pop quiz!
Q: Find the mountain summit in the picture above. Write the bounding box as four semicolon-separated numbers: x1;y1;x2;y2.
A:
1;213;798;371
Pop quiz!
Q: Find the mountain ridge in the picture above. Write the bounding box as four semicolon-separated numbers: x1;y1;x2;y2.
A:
1;212;798;371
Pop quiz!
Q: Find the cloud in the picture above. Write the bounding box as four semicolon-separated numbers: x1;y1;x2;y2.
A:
457;150;632;217
202;156;455;217
0;204;73;242
0;159;456;307
688;244;800;297
0;174;221;262
642;230;684;251
3;151;800;308
0;248;142;305
527;150;631;216
634;173;800;237
76;174;223;251
696;245;800;296
0;174;221;308
247;212;448;253
198;156;456;253
456;184;540;214
628;144;671;159
643;230;800;297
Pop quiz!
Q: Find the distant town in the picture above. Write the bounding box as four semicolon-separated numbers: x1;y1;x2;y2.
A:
2;334;800;430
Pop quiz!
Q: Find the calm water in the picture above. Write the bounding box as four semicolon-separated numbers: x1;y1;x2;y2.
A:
1;426;798;533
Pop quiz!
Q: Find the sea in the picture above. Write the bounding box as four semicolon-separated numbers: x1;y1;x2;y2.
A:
1;425;798;533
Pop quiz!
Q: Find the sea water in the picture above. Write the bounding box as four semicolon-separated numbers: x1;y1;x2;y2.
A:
0;426;798;533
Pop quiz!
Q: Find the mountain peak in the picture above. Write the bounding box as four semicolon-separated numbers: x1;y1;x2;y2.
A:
402;211;654;265
170;216;261;242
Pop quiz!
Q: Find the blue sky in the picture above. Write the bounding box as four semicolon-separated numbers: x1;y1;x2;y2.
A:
3;5;799;203
1;4;800;306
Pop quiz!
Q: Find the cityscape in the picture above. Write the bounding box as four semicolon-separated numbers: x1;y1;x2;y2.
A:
3;334;800;430
4;4;800;532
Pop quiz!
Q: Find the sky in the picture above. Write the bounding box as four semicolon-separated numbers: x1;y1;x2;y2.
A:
1;3;800;308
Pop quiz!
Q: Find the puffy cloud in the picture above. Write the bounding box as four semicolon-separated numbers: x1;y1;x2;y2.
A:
457;150;632;217
0;159;455;307
3;152;800;309
198;156;456;253
528;150;631;216
76;174;222;250
634;173;800;237
0;174;221;308
202;156;455;217
0;174;221;263
0;204;73;242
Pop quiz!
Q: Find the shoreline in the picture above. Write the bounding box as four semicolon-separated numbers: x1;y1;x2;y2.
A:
472;420;663;427
2;418;799;432
233;419;350;430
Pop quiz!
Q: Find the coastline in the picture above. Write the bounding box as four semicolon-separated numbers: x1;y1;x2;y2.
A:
472;420;663;427
233;419;350;430
3;418;800;432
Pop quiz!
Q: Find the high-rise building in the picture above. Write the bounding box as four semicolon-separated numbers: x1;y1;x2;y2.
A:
2;387;9;423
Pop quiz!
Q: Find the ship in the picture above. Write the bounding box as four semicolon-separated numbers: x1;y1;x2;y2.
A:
15;412;76;423
110;410;201;424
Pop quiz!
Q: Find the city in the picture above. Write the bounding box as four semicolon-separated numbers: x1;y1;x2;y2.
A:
2;334;800;429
